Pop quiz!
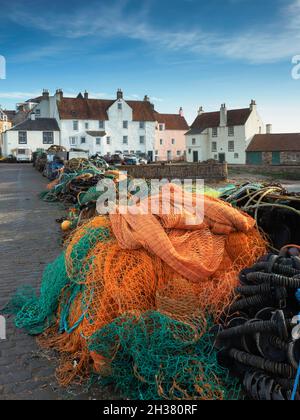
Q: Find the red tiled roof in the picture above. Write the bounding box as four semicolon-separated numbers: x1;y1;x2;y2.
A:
126;100;156;121
189;108;252;134
154;112;189;130
247;134;300;152
57;98;157;121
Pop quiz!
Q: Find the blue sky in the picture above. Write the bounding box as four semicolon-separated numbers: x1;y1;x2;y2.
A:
0;0;300;131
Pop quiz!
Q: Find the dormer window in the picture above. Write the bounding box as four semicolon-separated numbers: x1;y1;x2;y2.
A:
159;124;164;131
212;127;218;137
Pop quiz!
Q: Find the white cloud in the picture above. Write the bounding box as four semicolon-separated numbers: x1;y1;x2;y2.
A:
5;0;300;64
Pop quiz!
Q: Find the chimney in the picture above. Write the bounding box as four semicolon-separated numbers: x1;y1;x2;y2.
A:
220;103;227;127
30;113;36;121
56;89;63;101
198;106;204;116
250;99;257;111
84;91;89;99
266;124;272;134
42;89;49;99
117;89;123;100
179;107;184;117
144;95;150;102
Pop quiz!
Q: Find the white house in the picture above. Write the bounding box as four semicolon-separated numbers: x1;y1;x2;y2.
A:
25;89;188;162
31;89;157;160
2;115;60;157
186;101;265;164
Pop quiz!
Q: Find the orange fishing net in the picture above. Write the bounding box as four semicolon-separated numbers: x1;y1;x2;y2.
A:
38;184;267;386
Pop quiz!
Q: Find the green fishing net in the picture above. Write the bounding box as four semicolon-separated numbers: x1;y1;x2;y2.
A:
89;311;241;400
4;253;69;335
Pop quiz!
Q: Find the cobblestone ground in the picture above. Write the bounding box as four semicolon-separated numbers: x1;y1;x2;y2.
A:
0;164;111;400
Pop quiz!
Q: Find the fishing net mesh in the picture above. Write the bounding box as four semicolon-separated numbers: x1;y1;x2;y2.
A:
6;185;268;399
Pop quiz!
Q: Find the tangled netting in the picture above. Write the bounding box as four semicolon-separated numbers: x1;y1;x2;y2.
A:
89;311;241;400
6;184;268;399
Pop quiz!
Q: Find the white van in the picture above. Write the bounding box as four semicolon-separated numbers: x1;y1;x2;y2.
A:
16;148;32;162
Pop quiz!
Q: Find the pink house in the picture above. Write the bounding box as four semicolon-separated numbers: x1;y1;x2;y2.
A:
154;109;189;161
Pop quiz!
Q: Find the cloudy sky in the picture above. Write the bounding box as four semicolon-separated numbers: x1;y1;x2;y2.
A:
0;0;299;131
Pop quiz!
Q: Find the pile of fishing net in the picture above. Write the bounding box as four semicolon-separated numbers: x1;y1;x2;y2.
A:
6;184;268;399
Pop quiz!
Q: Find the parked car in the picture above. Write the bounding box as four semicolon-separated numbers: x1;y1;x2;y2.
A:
108;154;125;166
124;155;139;165
15;148;32;162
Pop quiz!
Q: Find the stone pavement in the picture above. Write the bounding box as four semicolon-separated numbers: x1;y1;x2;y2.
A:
0;164;110;400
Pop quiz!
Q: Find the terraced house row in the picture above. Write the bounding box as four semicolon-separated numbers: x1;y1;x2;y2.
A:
1;89;189;162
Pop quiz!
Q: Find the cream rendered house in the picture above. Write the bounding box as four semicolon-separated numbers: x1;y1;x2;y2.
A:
186;101;265;164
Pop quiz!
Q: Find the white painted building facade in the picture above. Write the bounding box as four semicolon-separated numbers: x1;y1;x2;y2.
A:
32;90;158;160
186;101;265;164
2;115;60;157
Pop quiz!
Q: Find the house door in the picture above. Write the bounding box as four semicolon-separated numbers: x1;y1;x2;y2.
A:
272;152;280;165
147;151;153;162
193;151;199;163
167;151;172;161
218;153;226;163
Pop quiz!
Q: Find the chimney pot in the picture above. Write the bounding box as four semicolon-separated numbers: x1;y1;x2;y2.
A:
56;89;63;100
117;89;123;100
42;89;49;98
179;107;184;117
220;103;227;127
266;124;272;134
84;91;89;99
250;99;257;110
144;95;150;102
198;106;204;115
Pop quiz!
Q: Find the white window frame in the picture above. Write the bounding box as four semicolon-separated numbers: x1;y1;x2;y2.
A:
228;126;235;137
43;131;54;145
228;141;235;152
212;141;217;152
212;127;218;137
18;131;27;144
69;136;77;146
123;136;128;145
73;121;79;131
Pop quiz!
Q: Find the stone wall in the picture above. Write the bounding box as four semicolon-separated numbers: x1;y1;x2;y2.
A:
229;164;300;176
280;152;300;165
121;162;227;180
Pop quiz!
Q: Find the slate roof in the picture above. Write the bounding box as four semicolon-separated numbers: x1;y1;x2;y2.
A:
11;118;60;131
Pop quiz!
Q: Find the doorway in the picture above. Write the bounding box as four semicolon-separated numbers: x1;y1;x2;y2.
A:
218;153;226;163
193;151;199;163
